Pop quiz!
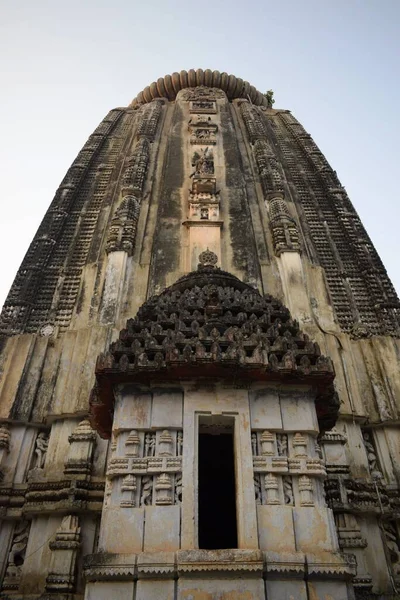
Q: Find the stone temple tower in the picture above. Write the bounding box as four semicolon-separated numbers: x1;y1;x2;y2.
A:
0;69;399;600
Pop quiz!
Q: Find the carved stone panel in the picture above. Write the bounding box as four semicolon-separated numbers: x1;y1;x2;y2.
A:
189;100;217;114
2;521;31;592
45;515;81;594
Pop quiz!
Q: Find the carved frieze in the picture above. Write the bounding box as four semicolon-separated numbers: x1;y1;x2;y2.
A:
181;86;226;101
188;191;220;223
189;116;218;145
189;100;216;114
325;476;390;513
252;429;324;506
108;429;183;508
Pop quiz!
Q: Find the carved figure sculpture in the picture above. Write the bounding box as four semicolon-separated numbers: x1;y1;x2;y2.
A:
144;433;156;457
33;432;49;469
363;432;379;475
140;476;153;506
175;474;182;504
283;476;294;505
383;522;400;575
254;474;262;505
277;433;288;457
5;521;30;579
190;148;214;177
251;433;258;456
177;431;183;456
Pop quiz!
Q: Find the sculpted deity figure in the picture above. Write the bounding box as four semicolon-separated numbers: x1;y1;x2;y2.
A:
277;434;288;457
383;522;400;574
190;148;214;177
175;474;182;504
251;433;258;456
283;476;294;505
144;433;156;457
5;522;30;578
196;129;209;139
254;475;262;505
177;431;183;456
33;432;49;469
363;431;380;475
140;476;153;506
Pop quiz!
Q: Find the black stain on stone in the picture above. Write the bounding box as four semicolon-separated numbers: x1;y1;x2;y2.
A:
220;103;260;284
149;104;184;293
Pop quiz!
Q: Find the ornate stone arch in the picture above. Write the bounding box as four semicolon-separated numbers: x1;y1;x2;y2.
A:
90;257;339;438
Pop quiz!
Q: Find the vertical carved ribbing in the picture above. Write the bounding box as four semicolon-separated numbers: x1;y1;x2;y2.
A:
121;138;150;194
267;193;300;255
253;139;284;194
106;100;163;256
240;102;301;257
136;100;163;140
271;111;400;336
0;109;133;335
240;102;268;142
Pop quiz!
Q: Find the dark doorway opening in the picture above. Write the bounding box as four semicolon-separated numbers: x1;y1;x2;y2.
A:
198;423;237;549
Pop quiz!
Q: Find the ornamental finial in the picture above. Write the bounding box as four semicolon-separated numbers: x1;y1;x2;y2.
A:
198;248;218;269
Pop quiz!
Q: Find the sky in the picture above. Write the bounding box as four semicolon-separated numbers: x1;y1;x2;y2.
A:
0;0;399;310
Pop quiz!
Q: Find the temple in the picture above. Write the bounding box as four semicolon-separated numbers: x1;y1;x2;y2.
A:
0;69;399;600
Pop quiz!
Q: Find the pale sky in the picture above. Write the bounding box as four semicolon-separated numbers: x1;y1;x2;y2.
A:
0;0;399;311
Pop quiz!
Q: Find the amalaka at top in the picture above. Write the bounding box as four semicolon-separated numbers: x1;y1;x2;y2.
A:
130;68;271;107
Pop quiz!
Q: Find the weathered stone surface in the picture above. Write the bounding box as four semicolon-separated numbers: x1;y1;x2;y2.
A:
0;70;399;599
84;581;135;599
